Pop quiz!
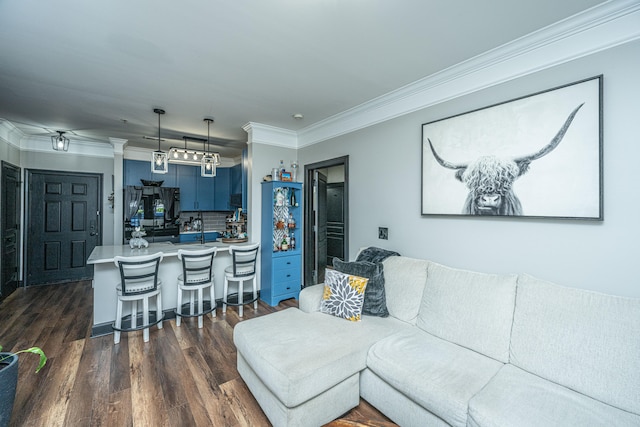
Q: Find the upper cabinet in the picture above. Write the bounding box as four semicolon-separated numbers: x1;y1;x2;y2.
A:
124;159;177;187
123;160;239;212
214;168;230;211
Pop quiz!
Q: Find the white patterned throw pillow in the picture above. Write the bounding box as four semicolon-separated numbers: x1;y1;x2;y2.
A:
320;269;369;321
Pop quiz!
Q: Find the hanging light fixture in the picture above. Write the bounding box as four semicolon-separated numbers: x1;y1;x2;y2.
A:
168;136;213;165
151;108;169;174
201;118;217;177
51;131;70;152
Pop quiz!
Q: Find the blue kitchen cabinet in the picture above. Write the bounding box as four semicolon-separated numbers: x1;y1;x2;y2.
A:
124;159;177;187
196;172;216;211
231;163;242;195
123;159;151;186
177;164;216;211
177;164;198;210
161;166;178;187
214;167;230;211
178;231;219;243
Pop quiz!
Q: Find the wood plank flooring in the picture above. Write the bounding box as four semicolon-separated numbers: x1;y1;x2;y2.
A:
0;282;395;426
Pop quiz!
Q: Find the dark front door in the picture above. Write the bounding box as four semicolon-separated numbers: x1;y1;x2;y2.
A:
313;170;328;285
1;161;21;299
25;170;102;286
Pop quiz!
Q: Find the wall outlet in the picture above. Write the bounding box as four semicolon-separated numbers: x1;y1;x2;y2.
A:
378;227;388;240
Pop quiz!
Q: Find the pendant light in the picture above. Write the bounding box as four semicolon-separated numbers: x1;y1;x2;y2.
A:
201;118;217;177
51;131;70;151
151;108;168;174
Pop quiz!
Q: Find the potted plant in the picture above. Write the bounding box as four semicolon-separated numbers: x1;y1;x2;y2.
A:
0;346;47;427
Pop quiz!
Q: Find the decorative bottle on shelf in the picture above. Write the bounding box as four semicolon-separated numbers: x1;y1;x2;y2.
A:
281;235;289;251
290;190;296;207
290;234;296;250
279;160;285;180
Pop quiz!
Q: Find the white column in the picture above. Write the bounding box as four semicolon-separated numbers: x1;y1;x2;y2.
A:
110;138;128;245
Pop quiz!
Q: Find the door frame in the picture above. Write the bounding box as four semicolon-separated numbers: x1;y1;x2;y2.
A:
303;155;349;287
1;161;22;299
23;169;103;286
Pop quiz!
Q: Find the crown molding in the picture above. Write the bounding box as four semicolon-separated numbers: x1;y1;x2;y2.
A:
109;138;128;155
243;122;298;148
0;119;26;148
297;0;640;147
20;135;115;158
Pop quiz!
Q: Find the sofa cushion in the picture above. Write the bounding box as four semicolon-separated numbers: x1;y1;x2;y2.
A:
468;364;640;427
366;328;504;427
416;262;517;363
510;274;640;415
233;308;409;408
320;269;369;321
380;256;430;324
334;259;389;317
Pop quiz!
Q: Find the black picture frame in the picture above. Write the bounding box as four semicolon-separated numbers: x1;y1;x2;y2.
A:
421;75;603;220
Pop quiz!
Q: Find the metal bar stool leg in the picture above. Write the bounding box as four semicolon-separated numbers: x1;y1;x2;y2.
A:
223;276;229;314
143;296;150;342
210;283;216;318
197;287;204;328
253;276;258;311
157;291;163;330
239;280;244;318
114;299;123;344
176;287;182;326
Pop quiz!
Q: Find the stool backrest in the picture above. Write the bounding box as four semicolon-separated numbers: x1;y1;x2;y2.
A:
178;246;217;285
229;243;260;277
114;253;163;296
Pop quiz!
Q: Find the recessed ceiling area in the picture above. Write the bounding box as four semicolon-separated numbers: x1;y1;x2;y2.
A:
0;0;606;158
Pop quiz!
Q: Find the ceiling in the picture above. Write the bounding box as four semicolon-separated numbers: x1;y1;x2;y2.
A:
0;0;606;159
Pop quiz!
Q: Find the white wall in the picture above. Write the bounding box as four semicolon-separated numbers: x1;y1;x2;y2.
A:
298;40;640;298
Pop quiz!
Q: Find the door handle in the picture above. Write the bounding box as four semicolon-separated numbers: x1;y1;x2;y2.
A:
90;231;99;236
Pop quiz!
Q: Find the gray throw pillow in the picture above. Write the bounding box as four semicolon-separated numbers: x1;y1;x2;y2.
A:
333;259;389;317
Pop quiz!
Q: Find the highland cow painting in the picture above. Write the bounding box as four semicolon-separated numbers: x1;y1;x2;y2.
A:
421;76;602;220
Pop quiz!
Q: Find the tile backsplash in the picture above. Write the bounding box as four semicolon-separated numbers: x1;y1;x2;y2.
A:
180;211;231;232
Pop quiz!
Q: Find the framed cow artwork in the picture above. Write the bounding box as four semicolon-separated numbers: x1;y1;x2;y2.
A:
421;75;603;220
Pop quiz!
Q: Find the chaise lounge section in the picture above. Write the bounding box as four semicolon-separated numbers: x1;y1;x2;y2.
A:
233;251;640;426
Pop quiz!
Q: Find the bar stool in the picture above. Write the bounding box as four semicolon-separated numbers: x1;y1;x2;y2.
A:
223;243;260;317
176;246;217;328
113;252;164;344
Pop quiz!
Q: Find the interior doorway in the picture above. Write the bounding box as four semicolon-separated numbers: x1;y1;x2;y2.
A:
1;161;21;300
304;156;348;287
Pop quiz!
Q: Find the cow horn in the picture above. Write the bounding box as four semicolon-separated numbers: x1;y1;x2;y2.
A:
427;139;467;170
514;103;584;164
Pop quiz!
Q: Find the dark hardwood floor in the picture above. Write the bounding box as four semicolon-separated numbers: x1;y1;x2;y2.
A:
0;281;394;426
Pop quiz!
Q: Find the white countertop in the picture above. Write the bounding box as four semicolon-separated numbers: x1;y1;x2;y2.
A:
88;241;253;265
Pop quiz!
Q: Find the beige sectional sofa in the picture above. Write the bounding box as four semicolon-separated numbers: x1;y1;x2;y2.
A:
233;254;640;427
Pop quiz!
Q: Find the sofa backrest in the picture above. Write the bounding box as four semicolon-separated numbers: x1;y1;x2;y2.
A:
416;262;518;363
510;274;640;415
381;256;430;324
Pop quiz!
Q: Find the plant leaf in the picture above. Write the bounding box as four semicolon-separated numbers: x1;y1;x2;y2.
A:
14;347;48;373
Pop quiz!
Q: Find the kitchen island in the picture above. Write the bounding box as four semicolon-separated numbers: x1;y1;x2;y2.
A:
88;241;255;336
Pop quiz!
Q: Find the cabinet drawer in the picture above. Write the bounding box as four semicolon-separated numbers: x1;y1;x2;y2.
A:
273;256;299;270
273;280;300;297
274;267;300;284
